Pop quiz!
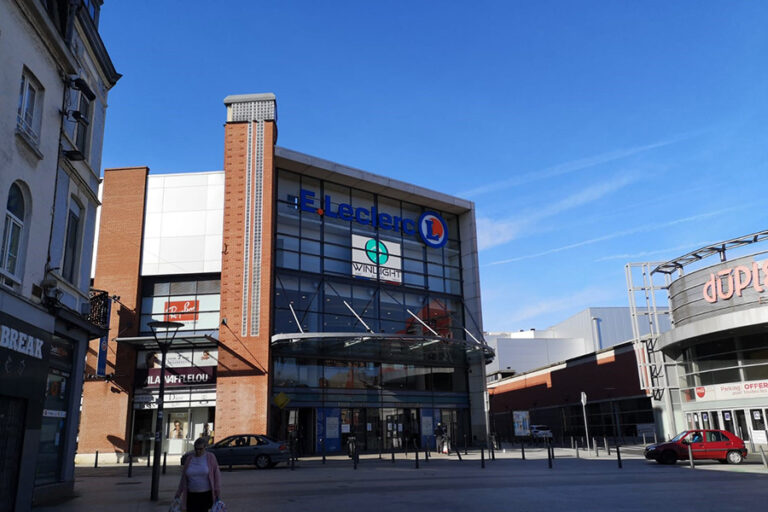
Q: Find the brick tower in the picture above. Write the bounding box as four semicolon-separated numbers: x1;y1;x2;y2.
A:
216;94;277;437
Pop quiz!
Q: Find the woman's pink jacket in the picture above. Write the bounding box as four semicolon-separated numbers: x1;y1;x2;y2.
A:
176;451;221;508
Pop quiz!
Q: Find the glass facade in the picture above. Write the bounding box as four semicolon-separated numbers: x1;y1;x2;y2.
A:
270;169;474;451
274;169;464;338
139;275;220;335
678;333;768;391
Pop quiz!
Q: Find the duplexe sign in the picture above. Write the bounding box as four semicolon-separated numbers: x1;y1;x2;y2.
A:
298;189;448;249
352;234;402;284
702;259;768;303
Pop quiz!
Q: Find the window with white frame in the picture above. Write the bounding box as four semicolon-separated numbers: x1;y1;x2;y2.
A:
1;183;26;287
62;200;83;284
17;70;43;145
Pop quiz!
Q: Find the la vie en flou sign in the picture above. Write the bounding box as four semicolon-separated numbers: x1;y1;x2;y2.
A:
298;189;448;249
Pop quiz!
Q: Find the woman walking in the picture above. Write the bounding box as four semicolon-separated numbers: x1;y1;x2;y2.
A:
176;438;221;512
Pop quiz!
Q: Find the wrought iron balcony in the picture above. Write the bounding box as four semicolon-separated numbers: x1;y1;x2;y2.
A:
88;289;110;330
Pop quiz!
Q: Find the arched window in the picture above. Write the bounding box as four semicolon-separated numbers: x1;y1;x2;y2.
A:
1;183;26;281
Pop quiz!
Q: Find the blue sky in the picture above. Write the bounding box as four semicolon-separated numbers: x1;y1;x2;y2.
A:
99;1;768;332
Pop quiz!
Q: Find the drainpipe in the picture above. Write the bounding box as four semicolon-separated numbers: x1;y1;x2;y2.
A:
591;317;602;352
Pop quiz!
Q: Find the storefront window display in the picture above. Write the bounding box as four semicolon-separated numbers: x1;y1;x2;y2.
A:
35;338;74;485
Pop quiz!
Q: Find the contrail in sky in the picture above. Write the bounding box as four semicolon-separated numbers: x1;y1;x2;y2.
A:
486;207;745;266
463;133;692;198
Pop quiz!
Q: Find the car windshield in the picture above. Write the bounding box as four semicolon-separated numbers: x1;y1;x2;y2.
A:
670;431;689;442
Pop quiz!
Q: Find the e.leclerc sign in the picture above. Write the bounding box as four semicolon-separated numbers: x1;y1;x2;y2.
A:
298;189;448;249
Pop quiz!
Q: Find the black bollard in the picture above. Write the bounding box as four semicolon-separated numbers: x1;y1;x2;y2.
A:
481;447;485;468
322;438;326;464
424;446;429;462
616;445;622;469
547;444;552;469
162;451;167;475
490;439;495;461
94;450;99;468
521;441;526;460
128;454;133;478
464;435;468;455
147;454;150;468
379;437;382;460
391;443;395;463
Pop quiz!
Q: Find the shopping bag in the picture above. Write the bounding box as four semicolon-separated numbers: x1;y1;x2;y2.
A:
168;497;182;512
211;499;227;512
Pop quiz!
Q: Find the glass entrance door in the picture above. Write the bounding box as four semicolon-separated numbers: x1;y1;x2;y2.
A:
722;410;736;434
340;408;367;454
735;409;750;441
750;409;767;444
709;411;720;430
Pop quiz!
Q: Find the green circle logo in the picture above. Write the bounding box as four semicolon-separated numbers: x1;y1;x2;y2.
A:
365;239;389;265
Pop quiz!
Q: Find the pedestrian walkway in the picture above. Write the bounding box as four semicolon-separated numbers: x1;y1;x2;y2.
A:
40;446;768;512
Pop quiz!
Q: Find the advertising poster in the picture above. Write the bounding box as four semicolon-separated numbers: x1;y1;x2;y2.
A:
513;411;530;436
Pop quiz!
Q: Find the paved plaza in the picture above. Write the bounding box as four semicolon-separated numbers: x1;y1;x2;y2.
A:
37;446;768;512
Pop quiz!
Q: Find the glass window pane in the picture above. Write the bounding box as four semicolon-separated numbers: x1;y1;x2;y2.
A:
197;279;220;294
407;365;428;391
744;364;768;381
276;250;299;269
325;257;350;275
277;235;299;251
169;281;196;295
404;272;425;287
325;360;353;388
301;239;321;255
353;361;380;389
428;275;445;293
7;184;24;219
382;363;406;389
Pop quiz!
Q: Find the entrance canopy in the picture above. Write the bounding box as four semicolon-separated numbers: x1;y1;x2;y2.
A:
271;332;494;365
116;333;219;350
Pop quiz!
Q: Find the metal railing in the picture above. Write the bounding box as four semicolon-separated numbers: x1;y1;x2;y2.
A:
88;289;111;329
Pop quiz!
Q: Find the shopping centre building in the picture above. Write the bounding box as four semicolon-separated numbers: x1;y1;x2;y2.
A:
628;232;768;446
78;93;492;462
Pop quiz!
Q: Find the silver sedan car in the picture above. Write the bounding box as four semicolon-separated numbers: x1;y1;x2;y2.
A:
182;434;290;469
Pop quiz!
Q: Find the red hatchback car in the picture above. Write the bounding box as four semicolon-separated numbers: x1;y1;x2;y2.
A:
644;429;747;465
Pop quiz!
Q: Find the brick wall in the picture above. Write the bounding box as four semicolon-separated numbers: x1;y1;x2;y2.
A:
216;121;275;438
489;346;644;412
79;167;148;454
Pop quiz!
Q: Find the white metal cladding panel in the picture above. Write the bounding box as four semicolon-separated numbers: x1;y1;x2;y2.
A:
141;173;224;276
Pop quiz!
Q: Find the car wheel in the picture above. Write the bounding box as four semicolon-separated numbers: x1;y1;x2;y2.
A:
255;454;271;469
660;450;677;465
726;450;743;464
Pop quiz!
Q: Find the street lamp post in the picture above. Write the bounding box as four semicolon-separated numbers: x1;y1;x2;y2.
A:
148;320;183;502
